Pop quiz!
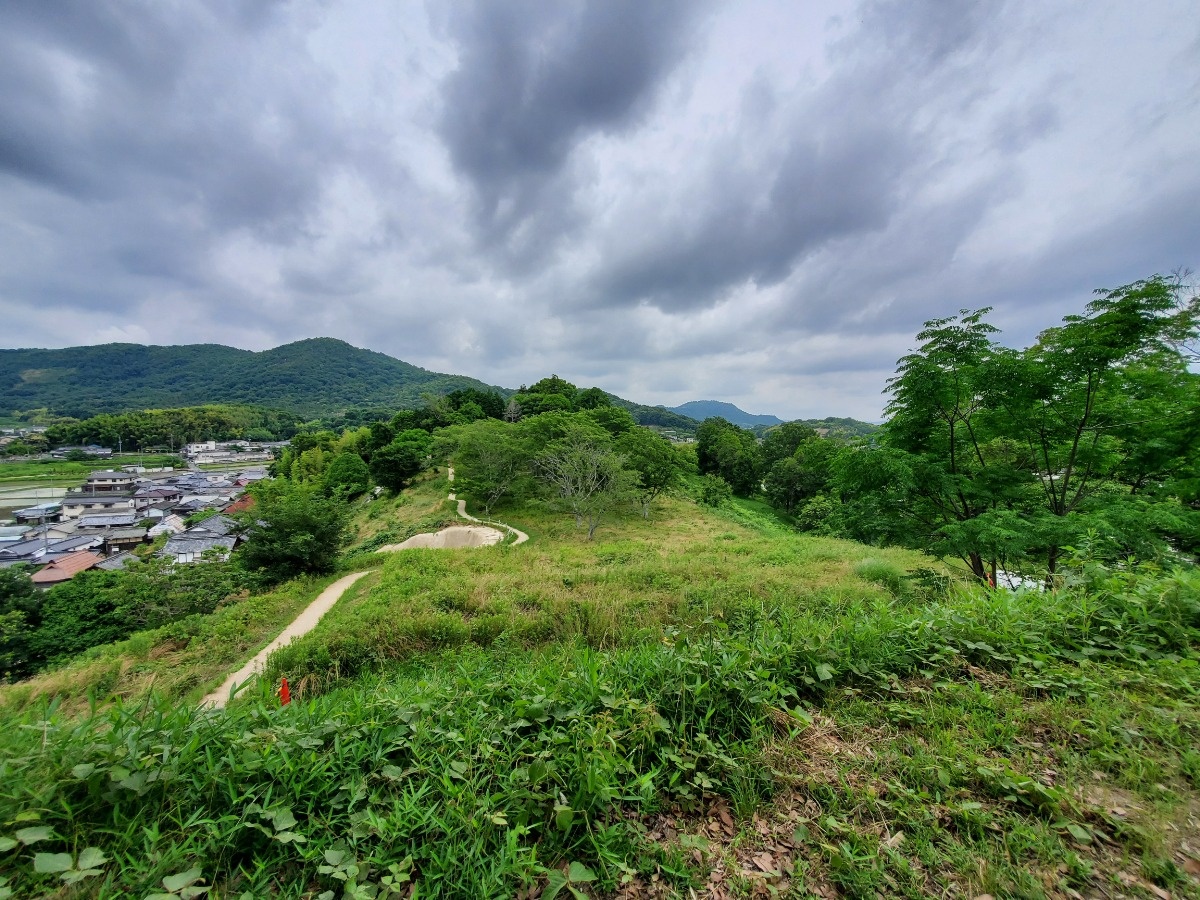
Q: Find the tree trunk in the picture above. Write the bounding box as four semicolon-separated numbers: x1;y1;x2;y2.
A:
967;551;986;581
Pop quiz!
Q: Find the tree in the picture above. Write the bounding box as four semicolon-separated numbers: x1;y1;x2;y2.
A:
616;427;685;517
698;474;733;507
369;430;432;491
695;418;762;496
535;428;636;539
453;420;532;514
324;452;371;499
574;387;611;410
761;422;818;468
873;308;1024;580
0;567;39;680
236;481;351;581
985;276;1200;577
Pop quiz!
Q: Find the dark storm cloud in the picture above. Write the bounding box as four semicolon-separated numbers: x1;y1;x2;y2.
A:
592;0;1007;313
0;0;361;328
436;0;707;260
0;0;1196;421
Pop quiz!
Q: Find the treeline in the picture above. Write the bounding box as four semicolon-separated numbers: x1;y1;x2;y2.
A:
0;559;245;680
41;405;303;450
274;380;694;537
700;275;1200;581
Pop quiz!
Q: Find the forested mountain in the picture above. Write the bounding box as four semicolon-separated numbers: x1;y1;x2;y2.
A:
668;400;783;427
0;338;505;418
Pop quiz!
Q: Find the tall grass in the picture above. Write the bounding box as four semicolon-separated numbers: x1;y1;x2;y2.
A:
1;555;1195;898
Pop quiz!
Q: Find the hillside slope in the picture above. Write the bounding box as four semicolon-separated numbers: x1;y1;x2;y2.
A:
0;338;505;418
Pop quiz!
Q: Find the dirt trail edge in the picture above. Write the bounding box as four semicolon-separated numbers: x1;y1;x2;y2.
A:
445;466;529;546
200;469;526;709
199;571;368;709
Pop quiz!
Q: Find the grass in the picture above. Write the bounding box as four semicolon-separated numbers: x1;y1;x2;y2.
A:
0;480;1198;898
0;454;182;484
0;574;349;716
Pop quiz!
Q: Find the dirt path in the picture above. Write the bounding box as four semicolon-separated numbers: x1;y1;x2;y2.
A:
200;468;527;709
199;571;368;709
445;466;529;546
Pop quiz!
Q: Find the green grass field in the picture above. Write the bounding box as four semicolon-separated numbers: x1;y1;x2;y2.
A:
1;475;1197;899
0;454;183;484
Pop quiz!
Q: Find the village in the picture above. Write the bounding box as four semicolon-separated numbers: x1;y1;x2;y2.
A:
0;439;279;587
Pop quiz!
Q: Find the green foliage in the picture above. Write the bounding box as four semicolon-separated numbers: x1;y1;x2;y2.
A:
1;550;1196;898
697;474;733;507
236;481;351;582
616;427;687;517
852;275;1200;581
534;422;638;539
323;452;371;499
695;418;763;496
44;404;301;449
2;558;245;680
446;420;531;515
0;568;38;680
369;431;432;492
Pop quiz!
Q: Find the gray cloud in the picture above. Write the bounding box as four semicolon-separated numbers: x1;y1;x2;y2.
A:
0;0;1197;422
436;0;707;262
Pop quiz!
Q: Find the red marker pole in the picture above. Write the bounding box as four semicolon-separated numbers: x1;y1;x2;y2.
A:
280;677;291;706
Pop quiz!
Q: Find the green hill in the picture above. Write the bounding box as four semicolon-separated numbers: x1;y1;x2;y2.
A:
0;338;507;418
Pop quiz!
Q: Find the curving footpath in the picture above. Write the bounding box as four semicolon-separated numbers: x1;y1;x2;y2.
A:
199;571;368;709
199;468;526;708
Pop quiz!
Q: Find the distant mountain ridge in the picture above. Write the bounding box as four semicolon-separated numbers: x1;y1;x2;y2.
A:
0;338;505;418
668;400;783;427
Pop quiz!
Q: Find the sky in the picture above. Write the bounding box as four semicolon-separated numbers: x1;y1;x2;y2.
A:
1;1;1198;421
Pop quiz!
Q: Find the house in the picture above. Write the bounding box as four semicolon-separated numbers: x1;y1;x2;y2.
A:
183;440;217;457
133;486;182;509
31;550;104;587
158;515;241;564
23;520;80;541
148;514;187;537
0;535;103;568
60;493;135;519
96;551;138;571
84;470;138;492
0;525;31;544
101;527;149;555
13;502;63;524
76;513;139;530
223;494;255;515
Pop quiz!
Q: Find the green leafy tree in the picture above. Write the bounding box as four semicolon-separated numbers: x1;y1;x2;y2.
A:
534;425;637;539
574;386;611;410
616;427;686;517
986;275;1200;576
323;452;371;499
0;567;39;680
236;481;351;581
698;474;733;507
452;420;532;515
369;430;432;491
695;418;762;496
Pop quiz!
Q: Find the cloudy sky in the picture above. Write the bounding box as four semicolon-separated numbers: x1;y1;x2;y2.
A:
2;1;1198;420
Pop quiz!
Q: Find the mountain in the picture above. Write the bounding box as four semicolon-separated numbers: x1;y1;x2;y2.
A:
668;400;783;428
0;338;506;418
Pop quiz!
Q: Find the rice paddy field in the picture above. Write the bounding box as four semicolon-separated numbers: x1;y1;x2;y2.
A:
1;473;1198;899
